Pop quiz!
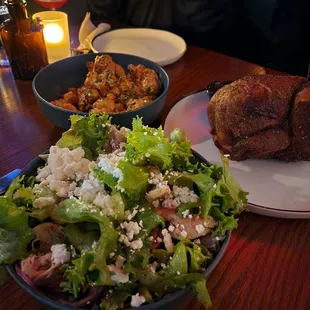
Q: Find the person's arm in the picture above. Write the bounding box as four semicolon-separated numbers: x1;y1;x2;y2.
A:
87;0;122;20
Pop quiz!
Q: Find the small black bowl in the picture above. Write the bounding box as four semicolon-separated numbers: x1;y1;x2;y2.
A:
6;151;230;310
32;53;170;130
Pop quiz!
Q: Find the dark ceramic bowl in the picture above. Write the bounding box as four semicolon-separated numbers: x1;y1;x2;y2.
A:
32;53;170;130
6;150;230;310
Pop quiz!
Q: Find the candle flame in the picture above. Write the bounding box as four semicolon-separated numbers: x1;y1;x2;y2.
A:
43;23;64;44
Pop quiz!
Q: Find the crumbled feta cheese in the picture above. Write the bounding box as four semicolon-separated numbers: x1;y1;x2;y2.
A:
33;197;56;209
97;151;125;181
173;185;198;204
194;239;201;244
160;263;167;269
119;234;143;250
145;153;150;158
168;225;175;232
162;229;174;253
75;178;105;202
51;244;70;264
195;224;205;234
130;238;143;250
162;198;179;209
150;261;158;273
92;192;118;217
109;252;116;258
108;265;129;284
131;293;146;307
182;209;190;218
35;146;90;198
177;271;181;275
180;230;188;238
156;237;163;243
122;221;141;241
127;208;139;220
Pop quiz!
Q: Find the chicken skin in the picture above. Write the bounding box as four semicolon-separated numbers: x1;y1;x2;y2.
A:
207;75;307;161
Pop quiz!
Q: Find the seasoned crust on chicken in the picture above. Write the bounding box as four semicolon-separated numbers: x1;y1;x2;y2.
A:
291;82;310;158
51;55;161;113
207;75;307;161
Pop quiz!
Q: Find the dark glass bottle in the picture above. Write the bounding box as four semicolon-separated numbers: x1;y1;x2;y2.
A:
0;0;10;66
0;0;48;80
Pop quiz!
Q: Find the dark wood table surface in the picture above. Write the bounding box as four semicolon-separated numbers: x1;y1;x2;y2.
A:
0;25;309;310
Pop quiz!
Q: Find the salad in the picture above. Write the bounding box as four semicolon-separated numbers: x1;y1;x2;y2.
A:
0;115;247;309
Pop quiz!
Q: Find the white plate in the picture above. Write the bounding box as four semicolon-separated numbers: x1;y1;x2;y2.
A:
91;28;187;66
163;89;310;219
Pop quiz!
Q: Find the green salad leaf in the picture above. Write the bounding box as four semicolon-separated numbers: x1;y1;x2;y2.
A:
57;114;111;158
61;214;118;297
64;223;100;252
0;197;35;264
222;155;248;214
117;161;149;202
125;117;173;169
93;168;118;191
192;279;212;309
136;209;165;240
186;243;209;273
212;216;238;236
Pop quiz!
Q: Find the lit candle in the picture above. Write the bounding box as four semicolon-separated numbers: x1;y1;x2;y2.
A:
33;11;71;64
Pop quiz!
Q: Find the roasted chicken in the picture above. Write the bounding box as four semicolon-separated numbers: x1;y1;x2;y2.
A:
51;55;161;113
207;75;310;161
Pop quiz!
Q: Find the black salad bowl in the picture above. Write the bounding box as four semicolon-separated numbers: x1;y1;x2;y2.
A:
6;150;230;310
32;53;170;130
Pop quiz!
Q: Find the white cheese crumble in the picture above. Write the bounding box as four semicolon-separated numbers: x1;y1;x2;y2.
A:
51;244;70;264
108;265;129;284
121;221;141;241
131;293;146;307
119;221;143;250
162;229;174;253
97;151;125;180
180;230;188;238
130;239;143;250
36;146;90;198
168;225;175;232
33;196;56;209
92;192;118;217
182;209;190;218
195;224;205;234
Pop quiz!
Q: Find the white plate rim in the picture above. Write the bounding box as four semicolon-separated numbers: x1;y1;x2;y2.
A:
162;88;310;219
91;28;187;66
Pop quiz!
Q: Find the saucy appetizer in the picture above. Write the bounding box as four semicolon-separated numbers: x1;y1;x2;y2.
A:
207;75;310;161
0;115;247;309
51;55;161;114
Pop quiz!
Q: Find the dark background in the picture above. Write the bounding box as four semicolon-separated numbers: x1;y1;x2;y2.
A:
26;0;310;77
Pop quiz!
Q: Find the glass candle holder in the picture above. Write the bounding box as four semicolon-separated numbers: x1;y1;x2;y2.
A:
33;11;71;64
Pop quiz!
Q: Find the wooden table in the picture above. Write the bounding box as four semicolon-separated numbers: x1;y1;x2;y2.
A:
0;26;309;310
